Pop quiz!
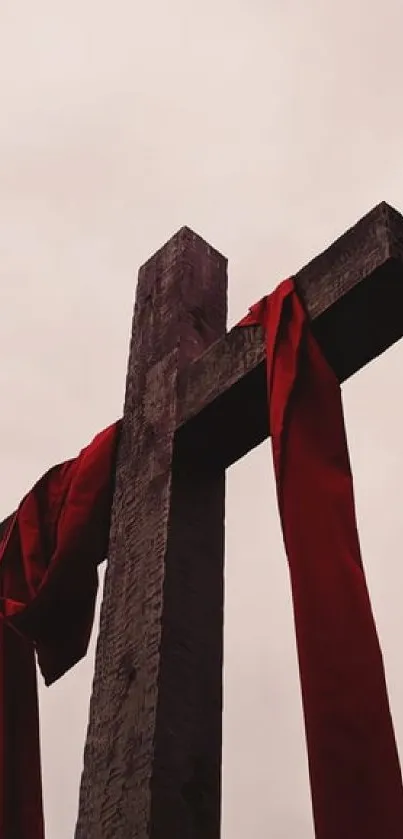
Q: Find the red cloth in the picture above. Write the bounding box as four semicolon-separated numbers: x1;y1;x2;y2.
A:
238;279;403;837
0;421;120;839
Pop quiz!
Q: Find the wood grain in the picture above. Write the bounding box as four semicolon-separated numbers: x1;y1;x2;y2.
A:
75;228;227;839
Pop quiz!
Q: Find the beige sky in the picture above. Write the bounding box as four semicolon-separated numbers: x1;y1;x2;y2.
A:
2;1;403;836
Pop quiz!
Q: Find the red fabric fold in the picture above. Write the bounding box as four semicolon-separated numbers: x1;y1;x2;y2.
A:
0;421;120;839
238;279;403;838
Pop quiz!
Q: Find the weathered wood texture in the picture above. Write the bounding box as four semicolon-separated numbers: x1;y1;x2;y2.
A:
176;201;403;468
75;230;227;839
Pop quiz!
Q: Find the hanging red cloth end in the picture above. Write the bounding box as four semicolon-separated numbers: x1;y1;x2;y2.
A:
238;280;403;838
0;420;121;839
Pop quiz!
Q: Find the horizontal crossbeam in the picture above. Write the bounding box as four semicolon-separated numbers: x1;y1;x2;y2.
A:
175;201;403;468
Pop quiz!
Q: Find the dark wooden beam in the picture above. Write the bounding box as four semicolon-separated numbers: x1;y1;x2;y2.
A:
75;228;227;839
175;201;403;468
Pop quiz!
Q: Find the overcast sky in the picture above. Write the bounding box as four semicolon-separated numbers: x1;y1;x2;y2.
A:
2;1;403;837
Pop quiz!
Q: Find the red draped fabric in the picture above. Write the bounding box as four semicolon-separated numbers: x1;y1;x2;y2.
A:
1;278;403;838
0;421;120;839
238;278;403;837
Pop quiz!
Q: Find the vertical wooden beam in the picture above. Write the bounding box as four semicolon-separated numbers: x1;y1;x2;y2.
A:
75;228;227;839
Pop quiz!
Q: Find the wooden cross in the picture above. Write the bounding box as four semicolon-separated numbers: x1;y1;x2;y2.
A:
2;202;403;839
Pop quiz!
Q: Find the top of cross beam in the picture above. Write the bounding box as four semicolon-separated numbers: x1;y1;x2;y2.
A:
174;201;403;468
